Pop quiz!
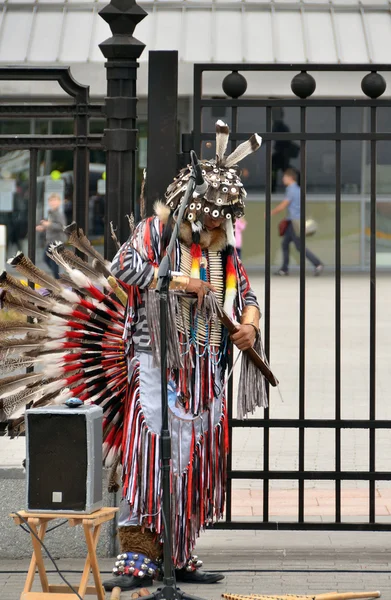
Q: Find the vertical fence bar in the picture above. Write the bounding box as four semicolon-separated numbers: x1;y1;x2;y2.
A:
28;148;38;267
73;108;89;240
335;107;342;523
193;66;202;156
369;106;377;523
263;106;272;522
298;105;306;523
146;51;178;218
27;148;38;375
225;105;238;524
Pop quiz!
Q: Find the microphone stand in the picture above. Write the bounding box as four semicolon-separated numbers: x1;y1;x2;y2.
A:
143;159;206;600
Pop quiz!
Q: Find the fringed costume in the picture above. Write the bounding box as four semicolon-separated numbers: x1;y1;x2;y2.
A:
0;121;267;591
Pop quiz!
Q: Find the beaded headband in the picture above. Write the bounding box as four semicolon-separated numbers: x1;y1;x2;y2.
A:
164;121;262;224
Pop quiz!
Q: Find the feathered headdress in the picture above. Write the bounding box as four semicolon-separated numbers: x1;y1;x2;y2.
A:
165;120;262;224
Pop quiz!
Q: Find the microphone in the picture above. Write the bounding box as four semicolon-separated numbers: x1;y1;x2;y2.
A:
190;150;208;196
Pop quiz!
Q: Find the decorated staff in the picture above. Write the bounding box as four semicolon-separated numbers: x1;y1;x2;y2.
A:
222;592;381;599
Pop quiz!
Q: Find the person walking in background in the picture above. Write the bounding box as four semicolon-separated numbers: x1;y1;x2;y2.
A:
234;217;247;259
271;108;300;193
36;193;66;279
271;168;323;276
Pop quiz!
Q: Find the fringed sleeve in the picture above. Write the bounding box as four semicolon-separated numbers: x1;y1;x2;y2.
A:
235;253;268;417
236;252;260;312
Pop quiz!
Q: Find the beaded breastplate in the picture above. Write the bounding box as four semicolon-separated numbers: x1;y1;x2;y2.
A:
177;243;224;347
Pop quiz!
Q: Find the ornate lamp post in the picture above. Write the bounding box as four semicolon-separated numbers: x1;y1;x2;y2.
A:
99;0;147;259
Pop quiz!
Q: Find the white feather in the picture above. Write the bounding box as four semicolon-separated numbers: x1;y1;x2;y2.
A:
51;301;72;315
43;339;65;350
48;314;66;325
40;352;65;365
53;389;72;405
46;326;67;339
68;269;90;288
225;219;235;247
43;364;64;378
61;288;80;304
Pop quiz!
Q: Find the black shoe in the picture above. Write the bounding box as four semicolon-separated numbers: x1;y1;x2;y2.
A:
174;569;225;584
103;574;153;592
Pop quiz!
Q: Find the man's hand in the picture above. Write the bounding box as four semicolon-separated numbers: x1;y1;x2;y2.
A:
185;278;216;308
230;323;257;351
36;224;44;232
40;220;50;227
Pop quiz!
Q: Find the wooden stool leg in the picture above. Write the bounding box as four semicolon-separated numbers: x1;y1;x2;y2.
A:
83;522;104;600
28;519;50;593
22;520;48;594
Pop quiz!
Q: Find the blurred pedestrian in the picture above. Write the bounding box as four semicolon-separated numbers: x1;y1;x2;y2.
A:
271;108;300;193
271;168;323;276
36;193;66;279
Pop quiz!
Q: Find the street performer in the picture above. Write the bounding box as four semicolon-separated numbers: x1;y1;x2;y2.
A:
103;121;268;591
0;120;268;593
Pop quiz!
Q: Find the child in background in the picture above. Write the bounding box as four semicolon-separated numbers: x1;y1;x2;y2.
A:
234;217;247;259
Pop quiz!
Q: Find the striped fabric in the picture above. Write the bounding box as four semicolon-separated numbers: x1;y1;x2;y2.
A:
110;217;260;352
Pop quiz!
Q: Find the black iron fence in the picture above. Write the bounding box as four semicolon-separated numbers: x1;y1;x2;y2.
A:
190;64;391;531
0;67;104;268
1;18;391;533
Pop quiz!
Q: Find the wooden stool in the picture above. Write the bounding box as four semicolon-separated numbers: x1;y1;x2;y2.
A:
11;507;118;600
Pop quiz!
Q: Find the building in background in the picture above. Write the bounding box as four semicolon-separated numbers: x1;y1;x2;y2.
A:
0;0;391;269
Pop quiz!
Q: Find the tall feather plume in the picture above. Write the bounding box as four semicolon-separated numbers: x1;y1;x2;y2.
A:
0;383;42;421
0;272;53;308
7;252;62;294
0;290;47;321
0;356;35;375
59;274;84;294
126;214;135;235
0;320;46;338
0;381;60;421
225;134;263;168
64;222;109;267
91;258;112;280
110;223;121;251
0;336;48;357
140;169;147;220
215;120;230;166
48;243;98;280
0;372;43;397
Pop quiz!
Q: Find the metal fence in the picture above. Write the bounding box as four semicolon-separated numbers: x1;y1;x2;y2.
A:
192;63;391;531
0;67;104;267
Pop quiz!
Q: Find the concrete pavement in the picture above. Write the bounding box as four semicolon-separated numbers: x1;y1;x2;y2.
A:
0;530;389;599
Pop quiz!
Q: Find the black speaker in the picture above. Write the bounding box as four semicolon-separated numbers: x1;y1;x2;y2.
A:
26;405;103;514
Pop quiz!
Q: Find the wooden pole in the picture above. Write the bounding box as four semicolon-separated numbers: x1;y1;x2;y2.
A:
109;586;121;600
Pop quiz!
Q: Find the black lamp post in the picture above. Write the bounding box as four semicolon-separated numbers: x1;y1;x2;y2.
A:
99;0;147;260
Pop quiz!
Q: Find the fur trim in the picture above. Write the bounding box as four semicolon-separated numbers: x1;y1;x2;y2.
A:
154;200;171;224
179;222;227;251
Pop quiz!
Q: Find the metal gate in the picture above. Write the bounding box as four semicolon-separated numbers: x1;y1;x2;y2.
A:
0;67;104;269
190;63;391;531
